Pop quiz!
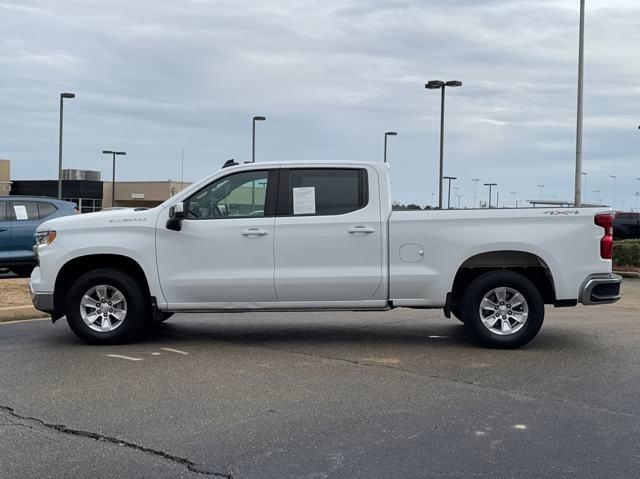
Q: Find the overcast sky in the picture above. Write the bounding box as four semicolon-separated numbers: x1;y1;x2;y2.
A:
1;0;639;208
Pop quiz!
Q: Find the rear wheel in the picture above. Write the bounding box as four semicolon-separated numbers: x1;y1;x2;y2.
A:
65;268;150;344
461;270;544;349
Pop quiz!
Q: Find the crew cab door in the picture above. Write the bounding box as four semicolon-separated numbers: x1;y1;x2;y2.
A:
156;168;279;306
273;167;383;302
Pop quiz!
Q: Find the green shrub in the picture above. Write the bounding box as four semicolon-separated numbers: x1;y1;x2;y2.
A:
614;240;640;267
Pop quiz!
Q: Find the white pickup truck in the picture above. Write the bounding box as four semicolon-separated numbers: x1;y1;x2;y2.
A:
30;161;621;348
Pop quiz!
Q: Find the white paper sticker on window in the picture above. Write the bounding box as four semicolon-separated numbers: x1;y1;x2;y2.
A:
293;187;316;215
14;205;29;220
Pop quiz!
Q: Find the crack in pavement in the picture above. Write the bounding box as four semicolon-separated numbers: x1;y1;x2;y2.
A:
243;343;640;421
0;405;233;478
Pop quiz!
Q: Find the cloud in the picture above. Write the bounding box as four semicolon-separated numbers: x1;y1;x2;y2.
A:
0;0;639;208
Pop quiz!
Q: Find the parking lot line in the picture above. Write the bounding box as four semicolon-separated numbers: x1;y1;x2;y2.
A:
106;354;144;361
160;347;189;355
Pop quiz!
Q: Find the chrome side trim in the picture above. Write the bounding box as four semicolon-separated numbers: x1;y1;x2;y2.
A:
580;273;622;305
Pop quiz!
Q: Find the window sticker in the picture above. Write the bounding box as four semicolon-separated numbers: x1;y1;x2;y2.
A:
293;187;316;215
14;205;28;220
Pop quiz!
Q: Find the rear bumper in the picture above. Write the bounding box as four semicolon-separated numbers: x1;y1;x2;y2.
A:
580;273;622;305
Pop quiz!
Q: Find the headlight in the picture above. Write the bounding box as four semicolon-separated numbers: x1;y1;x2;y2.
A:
34;230;57;247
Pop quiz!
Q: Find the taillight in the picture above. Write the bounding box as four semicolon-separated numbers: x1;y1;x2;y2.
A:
595;213;613;260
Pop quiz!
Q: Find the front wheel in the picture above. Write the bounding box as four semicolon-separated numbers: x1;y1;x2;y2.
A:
461;270;544;349
65;268;150;344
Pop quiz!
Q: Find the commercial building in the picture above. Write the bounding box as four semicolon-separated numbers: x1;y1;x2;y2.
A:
102;180;190;209
2;159;190;211
0;159;11;195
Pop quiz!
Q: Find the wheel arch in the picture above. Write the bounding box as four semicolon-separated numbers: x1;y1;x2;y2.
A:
53;254;151;321
450;250;557;307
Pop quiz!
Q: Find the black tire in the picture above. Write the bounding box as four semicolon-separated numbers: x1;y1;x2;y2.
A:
461;270;544;349
11;265;34;278
65;268;150;345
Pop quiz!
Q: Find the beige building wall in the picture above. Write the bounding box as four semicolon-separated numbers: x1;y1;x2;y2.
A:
0;159;11;195
103;180;191;208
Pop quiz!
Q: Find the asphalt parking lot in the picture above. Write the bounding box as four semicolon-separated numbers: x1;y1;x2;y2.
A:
1;280;639;478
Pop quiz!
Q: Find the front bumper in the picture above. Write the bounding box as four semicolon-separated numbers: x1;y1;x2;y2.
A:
29;282;54;314
580;273;622;305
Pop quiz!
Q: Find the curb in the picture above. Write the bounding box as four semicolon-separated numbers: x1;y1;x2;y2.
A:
0;305;49;323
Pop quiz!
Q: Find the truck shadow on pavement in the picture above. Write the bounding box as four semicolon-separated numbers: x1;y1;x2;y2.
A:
38;314;598;353
133;316;595;353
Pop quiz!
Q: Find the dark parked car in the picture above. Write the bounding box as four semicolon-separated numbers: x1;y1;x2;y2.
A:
0;196;77;277
614;212;640;240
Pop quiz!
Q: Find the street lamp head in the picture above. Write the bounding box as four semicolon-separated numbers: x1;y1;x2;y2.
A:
445;80;462;87
115;151;126;156
385;131;398;136
61;92;75;99
484;183;497;187
253;116;266;121
425;80;445;89
102;150;114;154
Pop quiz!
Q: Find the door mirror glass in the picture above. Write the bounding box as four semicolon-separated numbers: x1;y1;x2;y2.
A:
173;201;187;218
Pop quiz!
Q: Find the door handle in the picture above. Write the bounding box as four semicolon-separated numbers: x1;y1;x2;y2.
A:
241;228;269;236
0;228;7;232
348;226;376;234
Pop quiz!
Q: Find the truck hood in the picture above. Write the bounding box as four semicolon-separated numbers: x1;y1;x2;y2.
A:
38;208;158;232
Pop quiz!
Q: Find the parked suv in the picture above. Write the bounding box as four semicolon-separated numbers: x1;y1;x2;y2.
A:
0;196;77;277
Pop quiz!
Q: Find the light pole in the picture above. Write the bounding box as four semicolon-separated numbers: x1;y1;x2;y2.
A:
425;79;462;209
102;150;126;207
252;116;266;163
58;92;75;199
471;178;480;208
484;183;497;208
610;175;616;209
383;131;397;163
574;0;586;206
443;176;457;209
455;192;463;209
581;171;587;203
537;184;545;199
634;192;640;211
511;191;517;208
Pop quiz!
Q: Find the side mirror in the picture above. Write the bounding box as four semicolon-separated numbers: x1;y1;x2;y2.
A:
173;201;187;219
166;201;187;231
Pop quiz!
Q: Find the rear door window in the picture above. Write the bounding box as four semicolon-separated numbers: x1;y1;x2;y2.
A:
9;201;39;221
286;168;367;216
37;202;58;219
